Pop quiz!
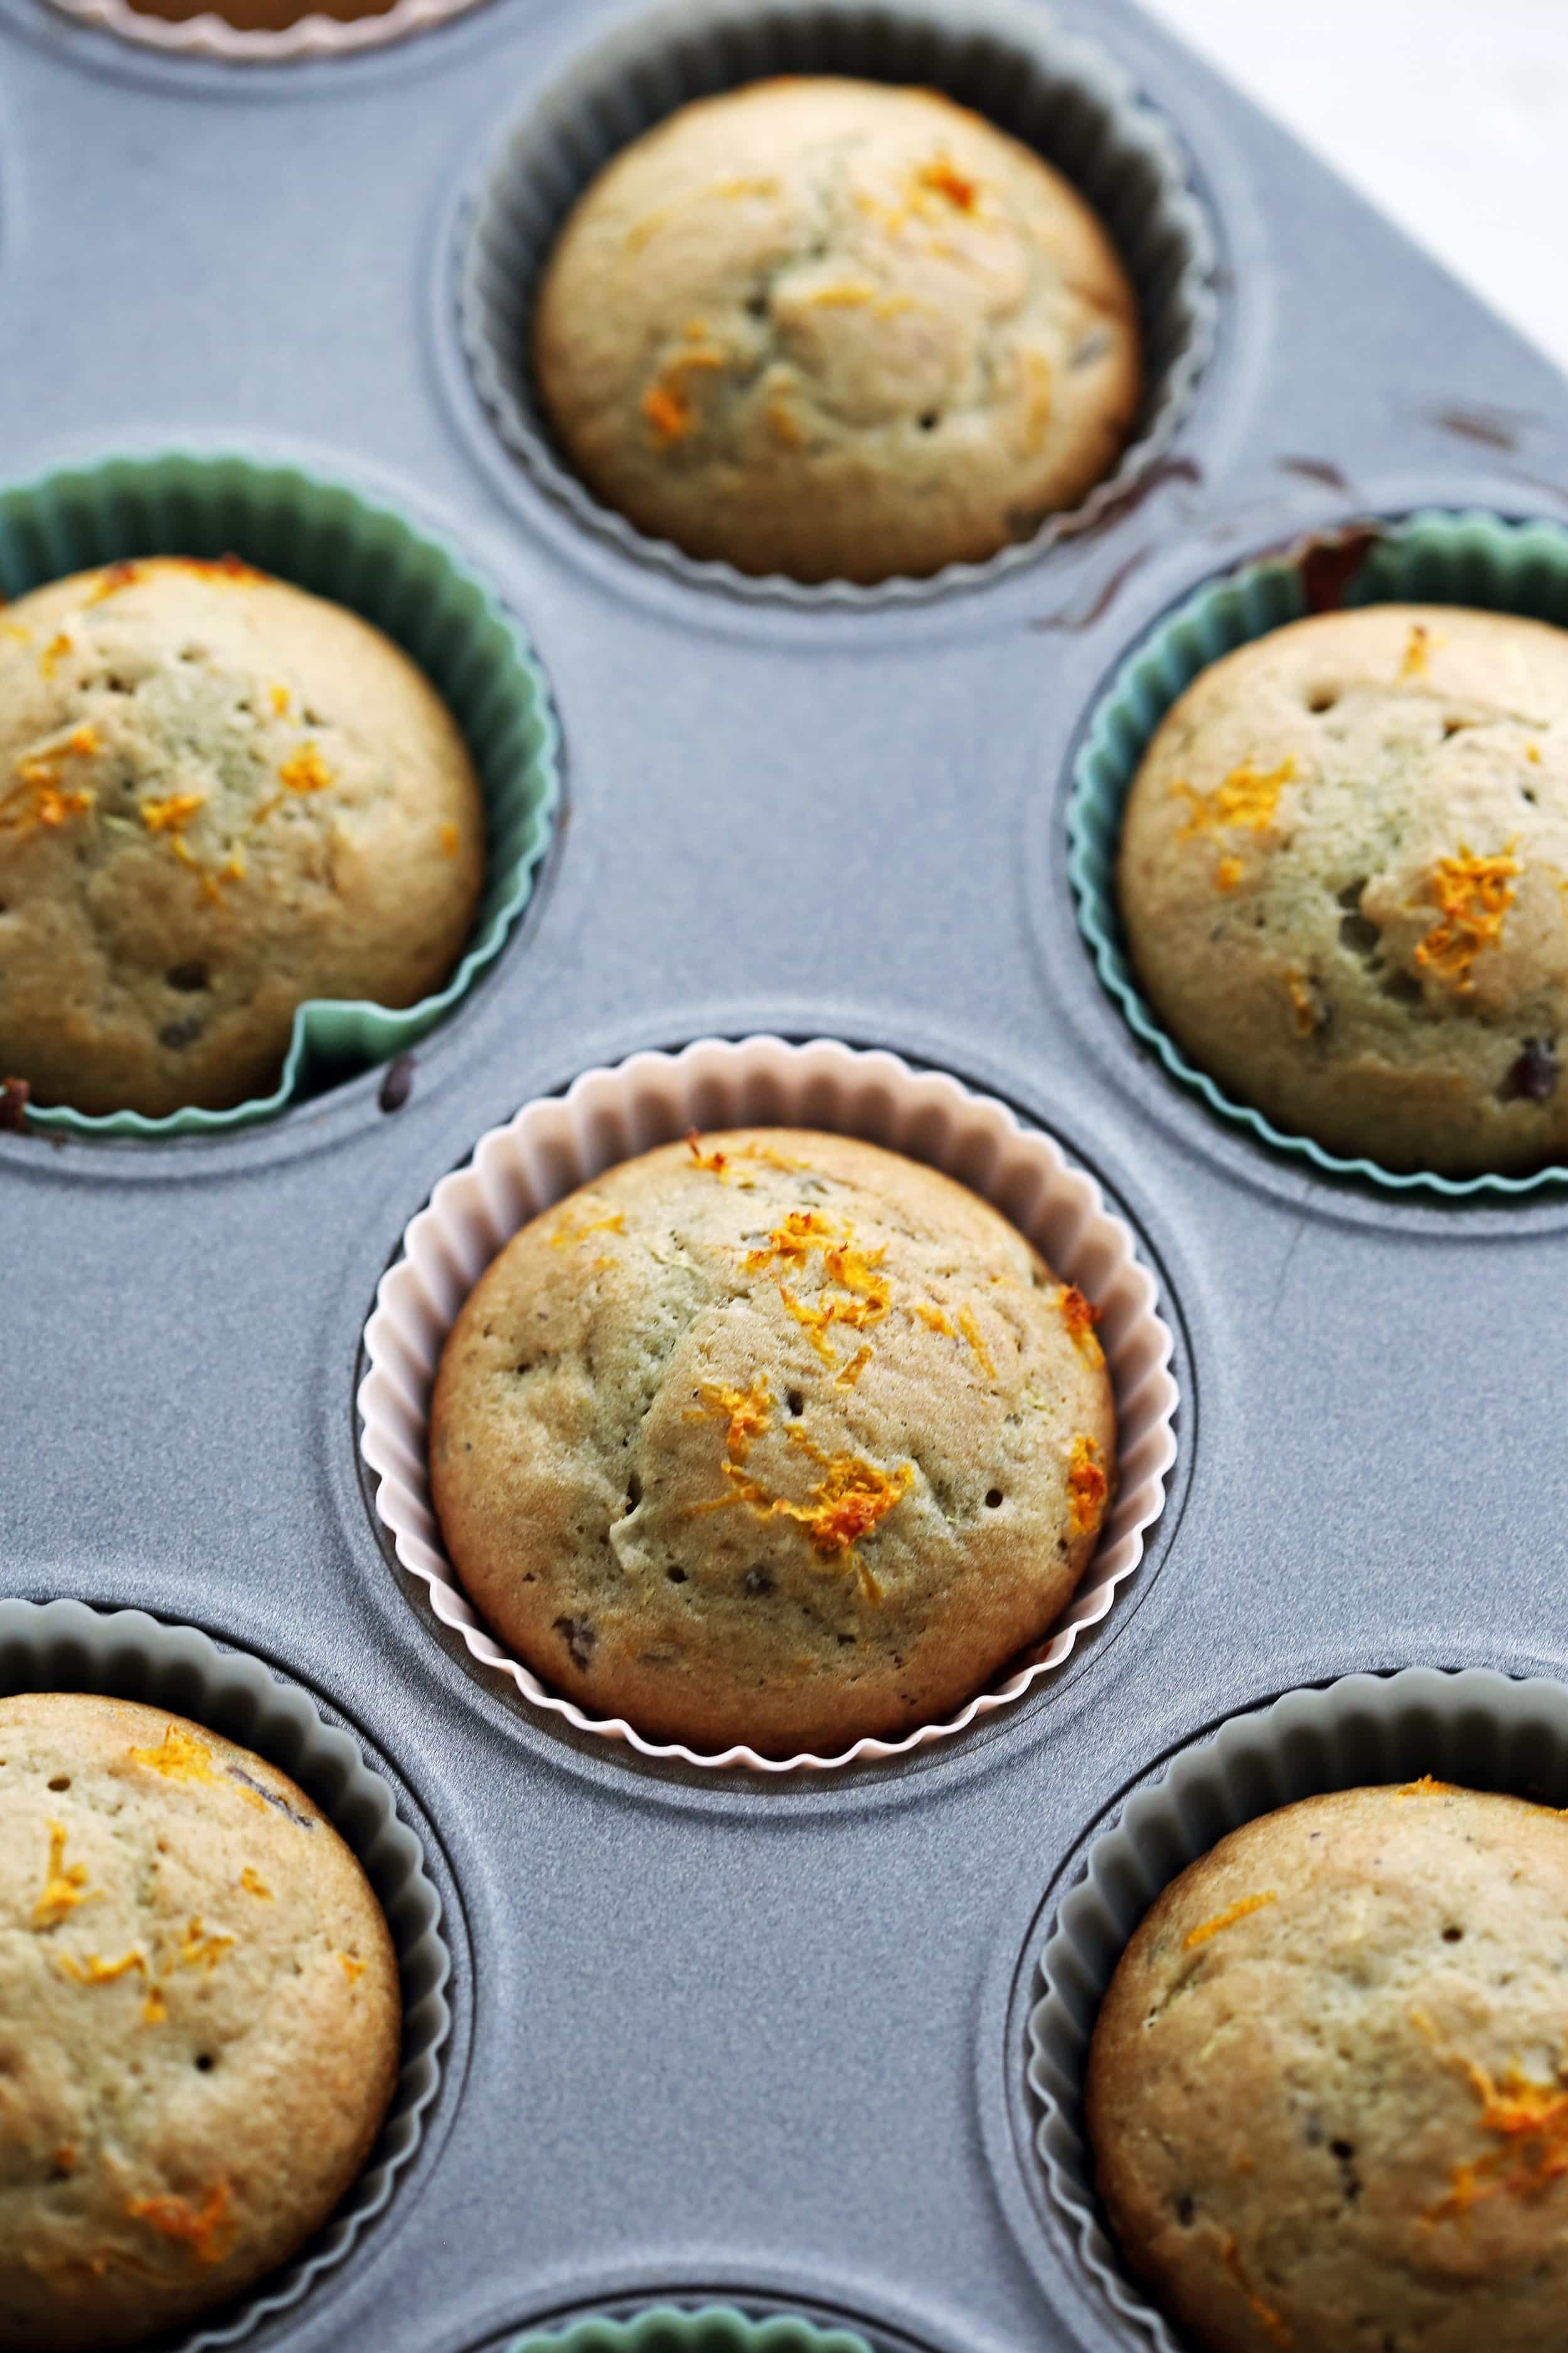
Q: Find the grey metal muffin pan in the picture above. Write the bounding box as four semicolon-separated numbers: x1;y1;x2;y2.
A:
1;0;1567;2349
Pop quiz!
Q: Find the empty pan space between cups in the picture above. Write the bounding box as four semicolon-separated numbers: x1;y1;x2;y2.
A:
455;0;1217;603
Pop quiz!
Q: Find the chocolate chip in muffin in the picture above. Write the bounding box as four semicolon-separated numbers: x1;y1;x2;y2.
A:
1502;1037;1559;1102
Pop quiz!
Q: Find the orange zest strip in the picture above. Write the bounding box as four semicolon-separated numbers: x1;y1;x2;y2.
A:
1183;1890;1277;1950
126;2180;237;2265
1414;843;1518;990
1173;757;1295;840
58;1948;148;1988
33;1822;94;1929
1217;2234;1292;2347
277;742;333;796
958;1305;996;1381
1067;1434;1108;1535
127;1724;267;1812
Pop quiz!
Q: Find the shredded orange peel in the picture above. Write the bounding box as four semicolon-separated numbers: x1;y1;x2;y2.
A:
1173;757;1295;842
3;724;100;833
690;1379;910;1598
33;1822;94;1930
127;1724;267;1812
1057;1284;1104;1365
1183;1890;1277;1950
549;1208;626;1250
1067;1434;1107;1535
127;2180;237;2266
1216;2233;1292;2347
1414;842;1518;990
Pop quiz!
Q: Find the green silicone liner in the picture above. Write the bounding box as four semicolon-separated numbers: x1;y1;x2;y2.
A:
505;2308;877;2353
1067;506;1568;1197
0;451;560;1139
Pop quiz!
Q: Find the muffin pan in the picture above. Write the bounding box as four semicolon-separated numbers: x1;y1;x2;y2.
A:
3;0;1568;2347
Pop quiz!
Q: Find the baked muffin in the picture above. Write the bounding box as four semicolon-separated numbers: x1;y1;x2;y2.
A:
0;1692;400;2352
534;77;1141;584
1117;604;1568;1175
430;1128;1116;1754
1088;1780;1568;2353
0;557;485;1117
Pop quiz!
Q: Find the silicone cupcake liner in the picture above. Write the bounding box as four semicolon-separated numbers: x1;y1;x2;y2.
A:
456;0;1217;606
0;1594;452;2353
503;2308;876;2353
39;0;489;65
1025;1663;1568;2353
357;1033;1179;1774
1069;506;1568;1198
0;450;560;1139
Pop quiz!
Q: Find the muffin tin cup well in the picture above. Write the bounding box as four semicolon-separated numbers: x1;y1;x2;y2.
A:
0;1594;452;2353
503;2307;877;2353
36;0;487;67
1069;506;1568;1199
1025;1663;1568;2353
0;449;560;1140
456;0;1216;606
357;1033;1179;1774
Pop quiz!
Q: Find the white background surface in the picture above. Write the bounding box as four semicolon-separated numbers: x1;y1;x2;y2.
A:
1143;0;1568;375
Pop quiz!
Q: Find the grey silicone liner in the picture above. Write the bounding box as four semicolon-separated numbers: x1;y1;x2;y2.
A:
1024;1665;1568;2353
457;0;1217;606
0;1596;452;2353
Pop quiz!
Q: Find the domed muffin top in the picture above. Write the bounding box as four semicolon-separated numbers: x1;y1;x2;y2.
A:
535;77;1141;584
0;556;484;1117
1117;604;1568;1174
430;1128;1116;1755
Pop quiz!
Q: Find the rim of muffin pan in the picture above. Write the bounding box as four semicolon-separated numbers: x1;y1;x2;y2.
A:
455;0;1218;607
1067;506;1568;1201
1012;1662;1568;2353
0;448;560;1145
355;1033;1181;1780
0;1594;458;2353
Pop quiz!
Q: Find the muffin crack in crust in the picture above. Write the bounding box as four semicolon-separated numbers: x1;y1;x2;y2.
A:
1117;604;1568;1173
0;1693;400;2353
0;556;485;1117
535;77;1142;584
430;1127;1116;1754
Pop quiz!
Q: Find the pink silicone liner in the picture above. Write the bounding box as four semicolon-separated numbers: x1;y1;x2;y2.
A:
41;0;484;63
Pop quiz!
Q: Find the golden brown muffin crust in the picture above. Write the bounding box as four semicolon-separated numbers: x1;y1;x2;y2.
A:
535;77;1141;584
1088;1781;1568;2353
1117;604;1568;1175
0;1692;401;2353
0;557;485;1117
430;1128;1116;1754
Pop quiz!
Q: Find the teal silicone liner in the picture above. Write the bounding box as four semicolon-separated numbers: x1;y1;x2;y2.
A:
1067;507;1568;1197
505;2308;877;2353
0;451;560;1139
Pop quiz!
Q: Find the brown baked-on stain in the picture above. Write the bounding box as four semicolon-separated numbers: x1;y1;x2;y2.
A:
378;1053;416;1115
1276;456;1351;491
1030;547;1152;634
0;1076;29;1132
1299;526;1383;615
1062;454;1203;544
1426;403;1526;454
